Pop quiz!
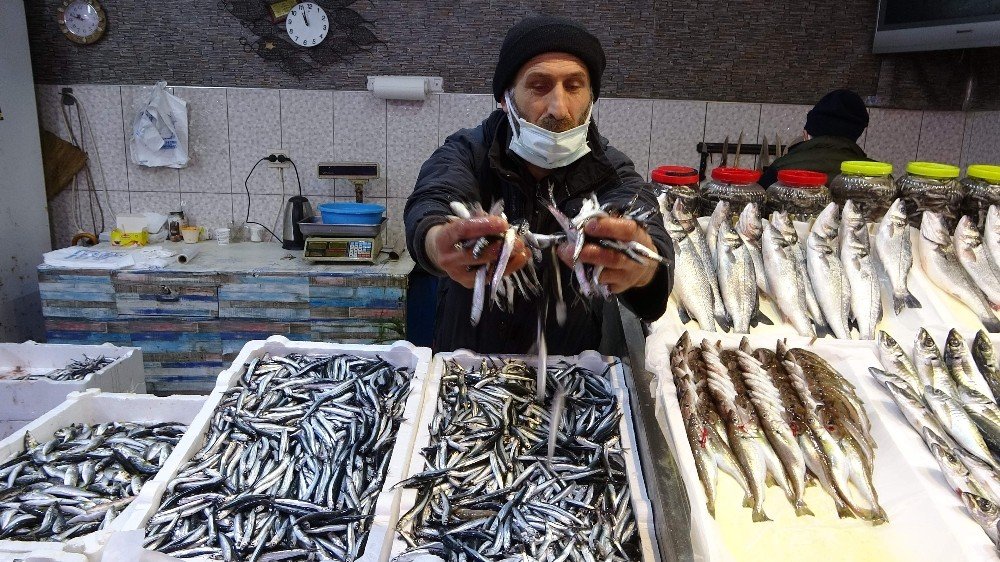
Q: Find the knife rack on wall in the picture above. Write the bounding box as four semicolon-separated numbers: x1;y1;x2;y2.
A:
695;142;788;181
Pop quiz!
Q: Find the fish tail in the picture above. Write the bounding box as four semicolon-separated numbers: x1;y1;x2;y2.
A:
751;503;772;523
835;498;856;519
983;316;1000;333
902;291;921;311
716;313;733;333
870;506;889;526
742;493;752;508
794;500;814;517
706;500;716;518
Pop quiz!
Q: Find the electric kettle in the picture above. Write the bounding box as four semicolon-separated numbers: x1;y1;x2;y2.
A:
281;195;313;250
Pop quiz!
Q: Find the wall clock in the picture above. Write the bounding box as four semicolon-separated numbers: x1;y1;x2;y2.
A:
285;2;329;48
57;0;106;45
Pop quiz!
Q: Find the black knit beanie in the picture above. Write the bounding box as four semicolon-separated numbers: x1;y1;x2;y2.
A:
492;15;606;102
805;89;870;141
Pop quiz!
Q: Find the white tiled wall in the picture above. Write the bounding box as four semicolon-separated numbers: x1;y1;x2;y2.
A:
37;83;1000;250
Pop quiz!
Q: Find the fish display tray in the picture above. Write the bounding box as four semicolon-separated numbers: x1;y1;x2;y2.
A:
0;342;145;438
387;350;659;562
658;219;953;343
644;328;995;561
106;335;433;562
0;389;209;561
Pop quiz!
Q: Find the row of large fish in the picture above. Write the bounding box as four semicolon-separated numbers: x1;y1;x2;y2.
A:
662;196;923;339
668;333;886;523
872;328;1000;549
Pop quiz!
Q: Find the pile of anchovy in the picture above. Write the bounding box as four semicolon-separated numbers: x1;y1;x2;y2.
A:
9;356;116;381
0;421;186;541
145;354;414;561
396;358;641;561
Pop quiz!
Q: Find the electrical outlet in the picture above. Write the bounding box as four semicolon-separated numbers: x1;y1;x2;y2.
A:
266;149;291;169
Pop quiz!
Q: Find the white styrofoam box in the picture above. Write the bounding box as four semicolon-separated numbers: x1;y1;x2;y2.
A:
0;390;209;562
387;350;659;562
644;329;995;562
655;219;955;345
108;335;433;562
0;342;145;427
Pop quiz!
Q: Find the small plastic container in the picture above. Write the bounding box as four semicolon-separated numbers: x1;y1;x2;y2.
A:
829;160;896;222
651;165;701;215
318;202;386;225
960;164;1000;230
700;167;765;215
765;170;831;221
896;161;962;228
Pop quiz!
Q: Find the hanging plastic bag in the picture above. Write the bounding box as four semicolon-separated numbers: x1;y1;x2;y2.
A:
129;81;189;168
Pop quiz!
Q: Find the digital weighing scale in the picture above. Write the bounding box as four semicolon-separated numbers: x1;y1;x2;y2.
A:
302;161;385;263
300;217;386;263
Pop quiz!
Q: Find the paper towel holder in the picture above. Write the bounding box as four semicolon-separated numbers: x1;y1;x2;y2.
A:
366;75;443;101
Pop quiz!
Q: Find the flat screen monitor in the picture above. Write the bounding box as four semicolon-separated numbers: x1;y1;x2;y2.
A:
873;0;1000;53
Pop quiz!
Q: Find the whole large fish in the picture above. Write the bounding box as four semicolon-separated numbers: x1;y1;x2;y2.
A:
701;339;773;522
875;331;922;395
762;221;815;337
717;219;766;333
955;215;1000;309
736;203;770;298
958;384;1000;457
871;367;951;446
806;203;852;339
914;328;959;398
924;385;1000;471
706;200;731;270
772;211;827;335
922;413;1000;506
873;198;921;313
675;199;731;331
840;200;882;339
928;441;998;503
918;211;1000;332
944;329;995;398
973;330;1000;403
664;210;721;330
735;341;812;516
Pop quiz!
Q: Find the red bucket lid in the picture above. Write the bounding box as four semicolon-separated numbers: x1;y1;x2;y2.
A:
777;169;828;188
711;167;762;184
651;165;700;185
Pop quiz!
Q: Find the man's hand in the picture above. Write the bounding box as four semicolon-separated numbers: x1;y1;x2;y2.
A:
557;217;658;294
425;217;530;289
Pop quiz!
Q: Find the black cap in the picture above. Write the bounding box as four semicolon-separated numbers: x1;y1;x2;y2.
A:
805;89;870;141
492;15;606;102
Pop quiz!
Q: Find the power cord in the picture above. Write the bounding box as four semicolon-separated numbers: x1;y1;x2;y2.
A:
244;157;281;242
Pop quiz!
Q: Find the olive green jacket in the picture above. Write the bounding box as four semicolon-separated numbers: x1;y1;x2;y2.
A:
759;135;871;188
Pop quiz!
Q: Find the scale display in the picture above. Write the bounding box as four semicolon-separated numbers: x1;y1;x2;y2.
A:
303;231;384;263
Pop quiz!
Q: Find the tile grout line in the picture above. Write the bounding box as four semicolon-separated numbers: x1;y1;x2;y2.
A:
225;88;235;224
117;85;132;214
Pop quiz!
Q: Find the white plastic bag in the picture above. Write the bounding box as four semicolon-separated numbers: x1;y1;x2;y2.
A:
129;81;189;168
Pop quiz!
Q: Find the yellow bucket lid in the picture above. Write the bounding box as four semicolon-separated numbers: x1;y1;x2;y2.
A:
841;160;893;176
906;161;960;179
967;164;1000;184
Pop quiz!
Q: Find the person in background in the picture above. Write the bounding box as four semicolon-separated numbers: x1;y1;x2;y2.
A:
758;89;872;188
404;15;673;354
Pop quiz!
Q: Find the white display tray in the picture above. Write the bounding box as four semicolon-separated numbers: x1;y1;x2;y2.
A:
644;329;996;562
387;350;659;562
105;335;433;562
0;342;145;439
0;390;208;561
657;220;953;345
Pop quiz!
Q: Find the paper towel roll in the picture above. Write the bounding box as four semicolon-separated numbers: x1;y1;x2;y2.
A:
176;247;201;264
367;76;430;101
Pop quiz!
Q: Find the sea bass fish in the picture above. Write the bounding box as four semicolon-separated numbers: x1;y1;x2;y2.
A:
873;198;920;313
717;218;766;333
955;215;1000;309
840;200;882;339
664;210;720;330
762;221;815;337
736;203;770;298
773;211;827;335
806;203;852;339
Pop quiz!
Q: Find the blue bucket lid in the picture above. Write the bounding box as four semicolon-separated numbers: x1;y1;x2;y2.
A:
317;202;385;214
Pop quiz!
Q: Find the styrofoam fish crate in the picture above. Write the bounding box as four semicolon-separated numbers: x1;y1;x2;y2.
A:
658;219;955;344
0;389;209;562
387;350;659;562
0;342;145;439
107;335;433;562
644;329;996;562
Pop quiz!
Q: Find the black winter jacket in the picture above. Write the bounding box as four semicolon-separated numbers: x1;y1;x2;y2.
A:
404;110;673;354
758;135;871;188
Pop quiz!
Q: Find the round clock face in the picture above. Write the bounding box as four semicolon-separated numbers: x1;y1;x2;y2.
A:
58;0;105;44
285;2;329;48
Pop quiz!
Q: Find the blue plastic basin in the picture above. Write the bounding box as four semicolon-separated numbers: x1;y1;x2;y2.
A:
317;202;386;225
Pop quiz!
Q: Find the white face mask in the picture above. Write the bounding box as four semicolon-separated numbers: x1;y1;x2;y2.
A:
504;90;593;169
